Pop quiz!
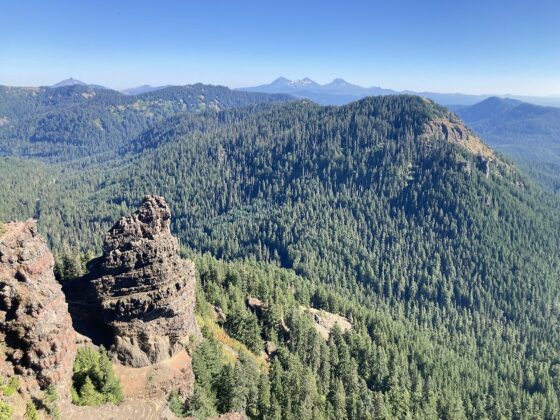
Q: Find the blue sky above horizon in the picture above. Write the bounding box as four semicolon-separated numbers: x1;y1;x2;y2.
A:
1;0;559;96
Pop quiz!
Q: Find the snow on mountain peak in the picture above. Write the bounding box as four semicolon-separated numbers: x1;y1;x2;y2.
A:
290;77;317;86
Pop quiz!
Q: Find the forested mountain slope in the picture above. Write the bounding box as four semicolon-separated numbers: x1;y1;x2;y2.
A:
454;97;560;192
0;83;291;161
2;95;560;417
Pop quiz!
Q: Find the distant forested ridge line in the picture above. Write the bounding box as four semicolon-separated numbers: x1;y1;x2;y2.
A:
453;96;560;192
0;83;292;161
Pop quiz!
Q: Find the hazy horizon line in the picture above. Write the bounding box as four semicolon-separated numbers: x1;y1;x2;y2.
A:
2;76;559;99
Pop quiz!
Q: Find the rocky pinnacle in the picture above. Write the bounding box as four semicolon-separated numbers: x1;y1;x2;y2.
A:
64;196;200;367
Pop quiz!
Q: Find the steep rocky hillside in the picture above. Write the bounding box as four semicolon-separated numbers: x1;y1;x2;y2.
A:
0;207;212;419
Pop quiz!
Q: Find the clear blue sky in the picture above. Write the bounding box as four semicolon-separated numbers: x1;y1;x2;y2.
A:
1;0;559;95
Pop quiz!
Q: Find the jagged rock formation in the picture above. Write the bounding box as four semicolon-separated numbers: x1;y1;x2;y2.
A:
64;196;199;367
0;220;77;398
421;113;495;159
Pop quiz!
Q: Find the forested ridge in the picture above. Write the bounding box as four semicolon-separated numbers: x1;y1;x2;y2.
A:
0;83;291;161
2;93;560;418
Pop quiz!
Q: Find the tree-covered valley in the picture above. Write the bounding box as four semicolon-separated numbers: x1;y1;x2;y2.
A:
2;85;560;419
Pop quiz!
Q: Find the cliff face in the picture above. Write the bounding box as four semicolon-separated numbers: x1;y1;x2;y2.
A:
0;220;77;399
421;113;495;159
65;196;199;367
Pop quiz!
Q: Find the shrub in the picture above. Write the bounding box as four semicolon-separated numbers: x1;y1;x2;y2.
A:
24;400;39;420
44;385;60;420
0;376;19;397
71;347;124;406
0;401;13;420
168;389;186;417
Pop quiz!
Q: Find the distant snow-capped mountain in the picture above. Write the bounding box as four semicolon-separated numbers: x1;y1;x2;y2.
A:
239;77;397;105
289;77;319;87
240;77;560;107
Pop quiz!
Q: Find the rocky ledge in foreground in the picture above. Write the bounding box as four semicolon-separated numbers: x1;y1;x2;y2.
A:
0;220;77;399
64;195;200;367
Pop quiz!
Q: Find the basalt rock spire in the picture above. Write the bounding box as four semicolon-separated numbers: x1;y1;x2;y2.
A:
65;195;199;367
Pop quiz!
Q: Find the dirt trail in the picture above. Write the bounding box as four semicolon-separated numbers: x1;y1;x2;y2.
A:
61;398;168;420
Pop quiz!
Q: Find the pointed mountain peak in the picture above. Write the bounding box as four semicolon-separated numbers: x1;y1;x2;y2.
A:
271;77;292;85
52;78;88;88
329;78;349;85
290;77;318;86
480;96;523;107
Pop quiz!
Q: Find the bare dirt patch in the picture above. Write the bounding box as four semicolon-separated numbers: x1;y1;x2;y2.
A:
81;91;96;99
114;350;194;399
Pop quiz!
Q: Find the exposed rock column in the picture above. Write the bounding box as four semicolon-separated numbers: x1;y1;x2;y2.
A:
0;220;77;399
65;196;200;367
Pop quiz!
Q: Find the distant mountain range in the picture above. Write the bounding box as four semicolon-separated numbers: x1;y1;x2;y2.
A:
240;77;560;107
49;79;168;96
38;78;560;107
453;96;560;191
0;82;292;161
239;77;396;105
13;78;560;193
51;78;109;90
120;85;170;95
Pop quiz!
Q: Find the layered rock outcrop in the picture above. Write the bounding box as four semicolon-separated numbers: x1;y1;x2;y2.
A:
0;220;77;398
64;196;199;367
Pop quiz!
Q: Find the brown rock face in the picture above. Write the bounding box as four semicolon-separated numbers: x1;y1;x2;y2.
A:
420;115;495;159
65;196;199;367
0;220;77;398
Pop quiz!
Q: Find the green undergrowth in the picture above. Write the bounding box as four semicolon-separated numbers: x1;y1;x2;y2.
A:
71;347;124;406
